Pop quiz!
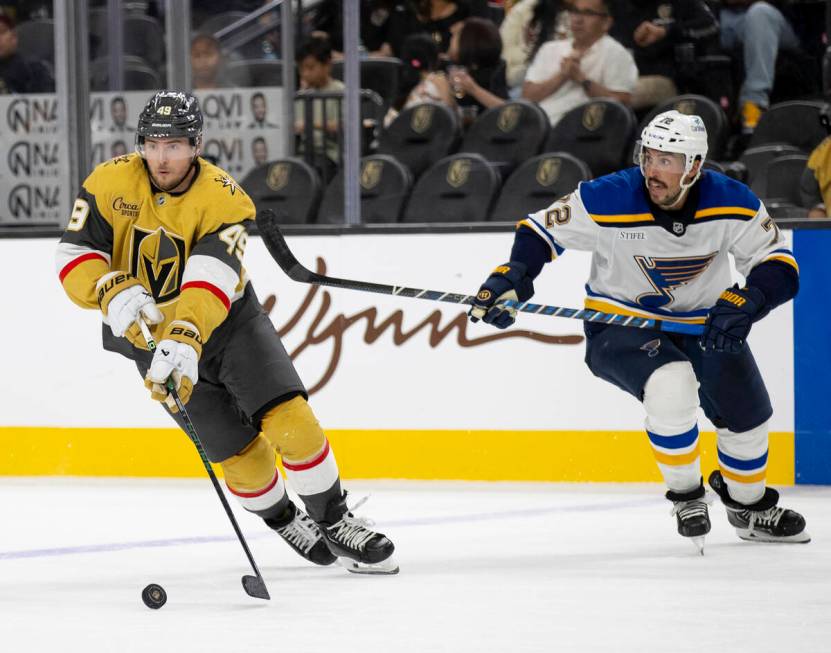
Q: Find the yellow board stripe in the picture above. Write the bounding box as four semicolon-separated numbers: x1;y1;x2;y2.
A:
719;466;767;484
0;427;794;484
694;206;757;219
589;213;654;224
652;445;700;466
584;298;707;324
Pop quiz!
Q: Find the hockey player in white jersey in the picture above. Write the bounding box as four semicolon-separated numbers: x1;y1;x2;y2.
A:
469;110;809;551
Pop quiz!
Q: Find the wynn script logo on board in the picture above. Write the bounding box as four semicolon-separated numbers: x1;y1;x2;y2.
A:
262;259;584;394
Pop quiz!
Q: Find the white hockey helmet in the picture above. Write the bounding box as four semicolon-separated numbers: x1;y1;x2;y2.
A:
635;110;708;189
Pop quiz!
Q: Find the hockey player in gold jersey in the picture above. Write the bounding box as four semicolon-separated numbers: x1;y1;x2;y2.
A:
55;91;397;574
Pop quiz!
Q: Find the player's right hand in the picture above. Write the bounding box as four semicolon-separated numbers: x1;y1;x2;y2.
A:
468;262;534;329
96;271;163;347
144;321;202;412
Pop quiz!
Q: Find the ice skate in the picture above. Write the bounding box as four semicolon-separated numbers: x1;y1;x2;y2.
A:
319;493;398;575
708;471;810;544
667;484;711;555
265;501;337;566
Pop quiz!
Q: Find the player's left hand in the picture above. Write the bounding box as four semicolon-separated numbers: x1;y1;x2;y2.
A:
700;285;765;354
144;321;202;412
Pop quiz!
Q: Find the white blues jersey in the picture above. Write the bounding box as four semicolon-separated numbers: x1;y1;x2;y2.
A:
518;167;799;324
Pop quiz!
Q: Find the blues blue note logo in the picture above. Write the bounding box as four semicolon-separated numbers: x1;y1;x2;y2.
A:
634;252;717;309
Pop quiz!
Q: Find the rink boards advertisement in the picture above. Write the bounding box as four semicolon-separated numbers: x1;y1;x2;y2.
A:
0;89;283;227
0;231;819;483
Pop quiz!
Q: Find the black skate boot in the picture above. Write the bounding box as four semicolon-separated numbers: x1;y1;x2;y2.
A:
708;471;810;543
319;492;398;575
264;501;337;565
667;481;711;555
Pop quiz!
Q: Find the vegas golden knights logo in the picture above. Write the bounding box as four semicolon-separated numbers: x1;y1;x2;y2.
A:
361;160;383;190
411;105;434;134
447;158;471;188
130;226;186;304
582;103;605;131
497;104;521;133
267;162;290;191
536;157;562;186
674;99;696;115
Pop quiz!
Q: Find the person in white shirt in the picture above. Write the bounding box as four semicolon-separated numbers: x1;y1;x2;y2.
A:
521;0;638;127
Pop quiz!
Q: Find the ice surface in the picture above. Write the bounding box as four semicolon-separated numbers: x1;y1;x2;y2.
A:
1;478;829;653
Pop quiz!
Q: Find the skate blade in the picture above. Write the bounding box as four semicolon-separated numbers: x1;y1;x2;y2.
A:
337;556;399;575
736;528;811;544
690;536;705;555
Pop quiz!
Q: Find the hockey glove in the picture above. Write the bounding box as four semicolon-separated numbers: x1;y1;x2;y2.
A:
468;262;535;329
144;321;202;412
96;271;163;348
700;285;765;354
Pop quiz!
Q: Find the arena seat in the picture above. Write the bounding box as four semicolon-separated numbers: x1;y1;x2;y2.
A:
739;144;803;198
545;99;637;177
763;154;809;208
226;60;284;87
240;158;322;225
748;101;827;153
401;153;500;223
489;152;591;223
89;56;161;91
197;11;249;36
317;155;413;224
377;103;461;179
460;100;549;179
331;58;402;111
15;19;54;63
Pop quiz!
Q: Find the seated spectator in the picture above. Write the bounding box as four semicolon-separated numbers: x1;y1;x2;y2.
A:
0;13;53;93
295;36;346;173
447;16;508;122
500;0;570;93
609;0;718;111
415;0;470;56
384;32;456;126
521;0;637;127
802;107;831;218
190;33;232;90
717;0;800;133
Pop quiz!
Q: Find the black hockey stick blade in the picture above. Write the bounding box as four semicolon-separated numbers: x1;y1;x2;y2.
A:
242;574;270;600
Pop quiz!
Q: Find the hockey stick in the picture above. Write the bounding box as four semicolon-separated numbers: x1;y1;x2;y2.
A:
255;210;704;336
138;319;270;601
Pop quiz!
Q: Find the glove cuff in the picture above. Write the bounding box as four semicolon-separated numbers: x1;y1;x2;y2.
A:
163;320;203;359
96;271;143;315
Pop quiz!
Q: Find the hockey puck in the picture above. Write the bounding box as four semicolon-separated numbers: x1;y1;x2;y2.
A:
141;583;167;609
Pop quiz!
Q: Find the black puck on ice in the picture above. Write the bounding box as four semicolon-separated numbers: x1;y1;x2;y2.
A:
141;583;167;609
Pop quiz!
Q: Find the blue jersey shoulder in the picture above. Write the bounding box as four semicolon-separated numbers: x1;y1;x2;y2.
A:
697;170;761;213
579;167;648;217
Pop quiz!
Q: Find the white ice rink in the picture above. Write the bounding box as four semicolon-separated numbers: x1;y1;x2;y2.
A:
1;478;829;653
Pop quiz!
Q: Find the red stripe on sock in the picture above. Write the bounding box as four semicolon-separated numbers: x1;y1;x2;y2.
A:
283;440;331;472
181;280;230;311
59;252;107;282
226;470;280;498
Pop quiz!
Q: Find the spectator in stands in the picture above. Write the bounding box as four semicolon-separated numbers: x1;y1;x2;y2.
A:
609;0;718;111
801;105;831;218
190;33;231;90
415;0;470;55
384;32;456;126
110;96;135;133
447;16;508;121
500;0;570;93
522;0;637;127
717;1;800;133
0;13;53;93
295;36;346;174
249;92;277;128
251;136;269;166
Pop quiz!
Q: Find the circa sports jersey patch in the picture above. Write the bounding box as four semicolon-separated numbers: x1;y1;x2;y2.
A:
129;225;186;304
634;252;717;309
